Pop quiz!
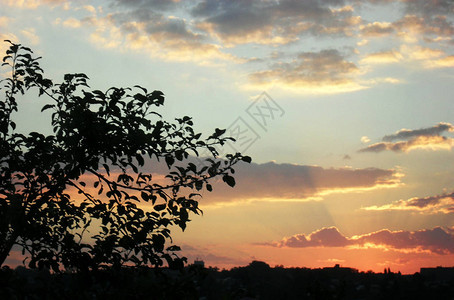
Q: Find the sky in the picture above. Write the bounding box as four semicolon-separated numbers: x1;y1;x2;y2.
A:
1;0;454;274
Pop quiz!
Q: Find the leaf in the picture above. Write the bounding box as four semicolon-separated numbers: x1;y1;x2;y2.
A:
242;156;252;163
166;245;181;251
175;150;184;161
103;163;110;176
222;174;236;187
135;154;144;166
141;191;149;202
206;183;213;192
195;180;203;191
2;55;11;62
154;204;166;211
165;156;174;168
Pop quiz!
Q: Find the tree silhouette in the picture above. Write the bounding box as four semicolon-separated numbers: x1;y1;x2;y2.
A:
0;41;250;272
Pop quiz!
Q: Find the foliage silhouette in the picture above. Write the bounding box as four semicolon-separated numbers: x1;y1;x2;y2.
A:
0;41;250;272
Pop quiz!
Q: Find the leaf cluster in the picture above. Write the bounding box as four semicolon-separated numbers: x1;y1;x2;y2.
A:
0;41;251;272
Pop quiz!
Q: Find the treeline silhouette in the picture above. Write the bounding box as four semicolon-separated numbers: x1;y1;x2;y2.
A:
1;261;453;299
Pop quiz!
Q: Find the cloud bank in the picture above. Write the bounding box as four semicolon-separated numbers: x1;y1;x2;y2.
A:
363;191;454;214
248;49;363;93
272;226;454;255
359;122;454;153
203;161;401;203
14;0;450;92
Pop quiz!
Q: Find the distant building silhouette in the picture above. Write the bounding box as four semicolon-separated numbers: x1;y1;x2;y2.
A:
322;264;358;275
193;258;205;268
420;266;454;281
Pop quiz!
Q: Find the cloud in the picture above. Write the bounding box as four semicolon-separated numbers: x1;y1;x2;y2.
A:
61;17;82;28
180;243;250;267
359;136;454;153
71;157;401;207
27;0;453;92
68;9;240;63
20;28;40;45
278;227;350;248
203;160;402;204
247;49;364;93
393;14;454;38
111;0;181;12
0;16;10;28
431;55;454;68
360;50;403;64
273;226;454;255
45;2;241;62
0;0;66;9
191;0;360;46
401;0;454;18
47;0;363;65
361;136;371;143
398;45;453;69
354;227;454;255
362;191;454;214
359;123;454;153
360;21;395;37
358;4;454;50
401;45;445;60
383;122;454;141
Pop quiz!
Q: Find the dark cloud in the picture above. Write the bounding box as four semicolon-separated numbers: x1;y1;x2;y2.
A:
356;227;454;255
109;9;203;42
360;22;395;37
359;123;454;153
180;243;250;266
393;15;454;37
275;226;454;254
363;191;454;214
358;136;454;153
282;227;350;248
358;1;454;44
248;49;360;90
110;0;180;11
192;0;360;45
53;0;454;88
401;0;454;18
93;156;399;204
83;6;235;62
190;0;453;45
203;160;400;203
406;192;454;208
383;122;454;141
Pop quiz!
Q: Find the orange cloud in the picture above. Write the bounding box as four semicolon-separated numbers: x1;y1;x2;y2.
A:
432;55;454;67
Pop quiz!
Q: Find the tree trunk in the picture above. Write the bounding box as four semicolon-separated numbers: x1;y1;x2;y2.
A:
0;232;18;267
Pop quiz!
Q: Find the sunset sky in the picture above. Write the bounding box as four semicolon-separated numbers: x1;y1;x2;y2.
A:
1;0;454;274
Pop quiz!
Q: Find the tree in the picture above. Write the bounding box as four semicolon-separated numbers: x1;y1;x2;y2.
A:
0;41;250;272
